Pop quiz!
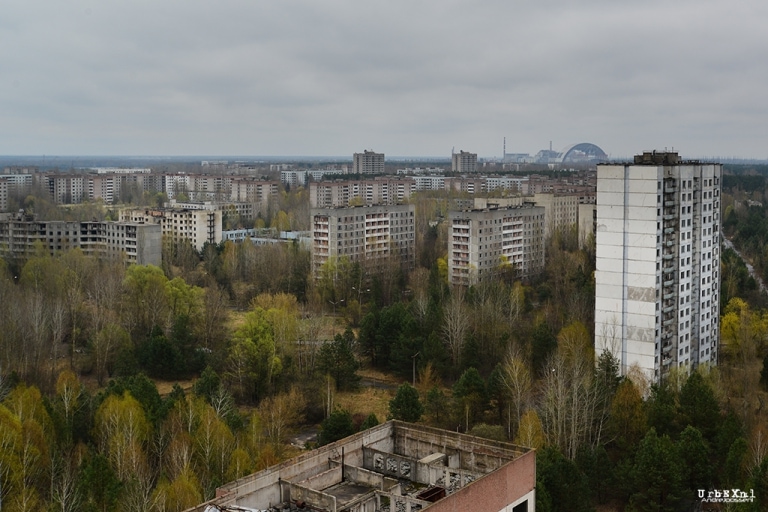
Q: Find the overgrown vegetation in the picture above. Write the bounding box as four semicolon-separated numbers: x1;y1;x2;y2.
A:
2;177;768;511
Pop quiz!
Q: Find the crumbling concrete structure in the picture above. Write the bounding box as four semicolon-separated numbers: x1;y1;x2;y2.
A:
187;420;535;512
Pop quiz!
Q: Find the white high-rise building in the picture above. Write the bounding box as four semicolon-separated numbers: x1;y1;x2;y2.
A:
594;151;721;382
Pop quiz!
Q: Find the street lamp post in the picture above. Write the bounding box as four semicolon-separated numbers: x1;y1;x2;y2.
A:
412;351;420;387
328;298;344;316
351;286;370;303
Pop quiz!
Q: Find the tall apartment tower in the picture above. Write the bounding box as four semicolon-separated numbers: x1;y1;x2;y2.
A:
594;151;721;382
451;150;478;173
353;150;385;175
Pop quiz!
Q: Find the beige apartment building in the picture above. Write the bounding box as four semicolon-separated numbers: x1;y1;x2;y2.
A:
532;192;580;240
121;208;222;252
448;204;545;285
311;204;415;276
229;177;280;204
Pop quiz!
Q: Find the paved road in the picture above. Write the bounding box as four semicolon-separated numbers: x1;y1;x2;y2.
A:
723;237;768;294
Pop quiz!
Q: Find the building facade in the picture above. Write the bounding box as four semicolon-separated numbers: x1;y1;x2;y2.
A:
311;204;415;276
0;174;33;195
594;151;721;381
448;204;545;286
229;177;279;204
353;150;385;175
532;192;581;240
310;179;416;208
0;179;8;212
281;169;346;188
0;215;161;265
121;208;223;252
451;150;478;173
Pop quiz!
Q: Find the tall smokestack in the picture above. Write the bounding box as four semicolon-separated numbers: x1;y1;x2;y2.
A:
503;137;506;158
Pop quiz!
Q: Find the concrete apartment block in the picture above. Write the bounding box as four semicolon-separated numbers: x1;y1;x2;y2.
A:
595;151;721;382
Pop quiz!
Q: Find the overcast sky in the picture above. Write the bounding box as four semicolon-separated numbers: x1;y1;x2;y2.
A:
2;0;766;159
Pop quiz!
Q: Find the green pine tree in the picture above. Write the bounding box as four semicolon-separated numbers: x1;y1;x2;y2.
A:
629;428;684;512
389;383;423;422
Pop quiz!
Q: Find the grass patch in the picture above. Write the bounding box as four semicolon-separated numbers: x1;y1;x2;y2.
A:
335;385;394;424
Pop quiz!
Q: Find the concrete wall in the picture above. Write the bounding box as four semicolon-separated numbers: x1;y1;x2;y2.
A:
193;423;395;511
289;483;337;512
391;422;524;472
136;224;162;266
296;465;342;491
425;450;536;512
345;465;386;490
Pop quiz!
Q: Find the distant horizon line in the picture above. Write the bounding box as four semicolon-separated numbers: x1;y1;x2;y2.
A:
1;154;766;164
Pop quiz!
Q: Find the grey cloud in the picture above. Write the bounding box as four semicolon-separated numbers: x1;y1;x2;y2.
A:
1;0;767;156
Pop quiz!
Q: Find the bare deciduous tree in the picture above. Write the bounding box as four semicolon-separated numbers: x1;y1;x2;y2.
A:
540;323;604;459
442;288;470;367
257;387;306;456
499;346;532;437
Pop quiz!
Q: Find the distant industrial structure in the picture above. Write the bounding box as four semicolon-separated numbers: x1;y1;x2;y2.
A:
188;421;536;512
594;151;721;382
502;138;608;165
